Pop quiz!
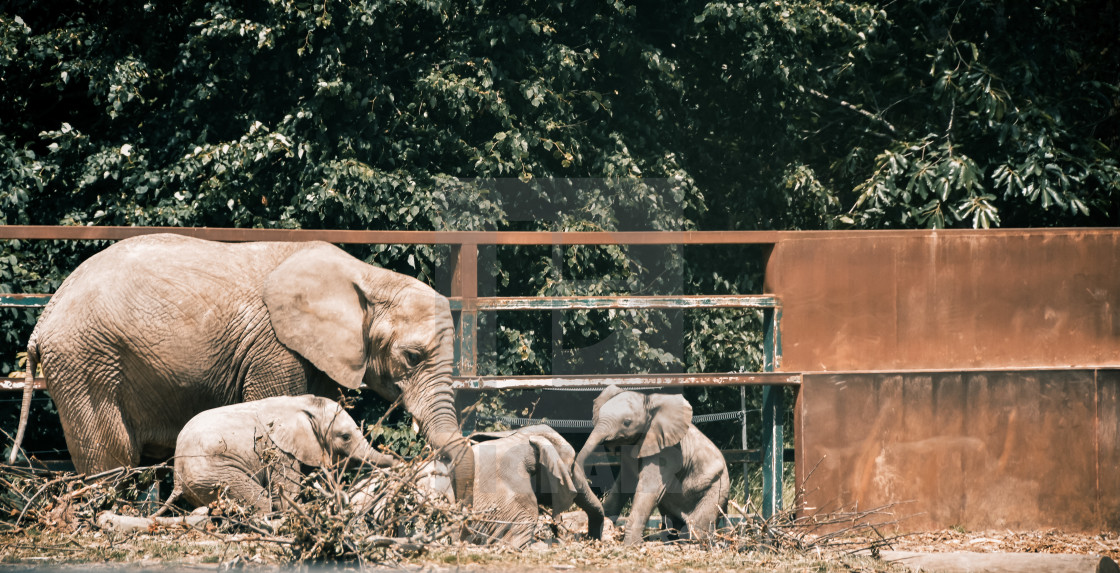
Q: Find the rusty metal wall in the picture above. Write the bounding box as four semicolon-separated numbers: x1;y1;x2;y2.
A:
765;229;1120;372
796;369;1119;532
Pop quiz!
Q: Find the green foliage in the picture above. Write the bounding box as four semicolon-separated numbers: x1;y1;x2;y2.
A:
688;0;1119;230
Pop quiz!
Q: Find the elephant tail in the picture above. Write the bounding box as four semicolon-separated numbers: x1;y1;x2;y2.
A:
151;483;183;518
7;342;38;465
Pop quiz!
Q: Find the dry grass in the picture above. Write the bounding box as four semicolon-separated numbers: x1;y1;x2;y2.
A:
0;458;912;571
2;459;1113;571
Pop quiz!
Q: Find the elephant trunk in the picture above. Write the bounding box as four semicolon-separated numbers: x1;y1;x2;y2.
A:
432;430;473;504
405;383;474;505
350;439;397;468
575;427;608;479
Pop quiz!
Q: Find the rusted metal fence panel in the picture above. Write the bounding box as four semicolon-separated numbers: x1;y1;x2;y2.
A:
1098;370;1120;529
796;369;1119;532
766;229;1120;372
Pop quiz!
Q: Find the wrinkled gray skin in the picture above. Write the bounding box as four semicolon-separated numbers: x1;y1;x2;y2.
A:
163;395;395;514
575;386;729;546
10;234;472;502
468;425;606;548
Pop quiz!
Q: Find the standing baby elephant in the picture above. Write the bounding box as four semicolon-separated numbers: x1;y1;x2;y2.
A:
575;386;729;545
160;395;395;515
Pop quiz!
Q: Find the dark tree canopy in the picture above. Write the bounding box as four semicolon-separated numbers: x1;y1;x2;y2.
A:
1;0;1118;457
2;0;1115;234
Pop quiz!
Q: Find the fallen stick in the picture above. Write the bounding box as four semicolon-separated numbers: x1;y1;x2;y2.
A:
96;508;210;533
363;535;427;554
878;550;1120;573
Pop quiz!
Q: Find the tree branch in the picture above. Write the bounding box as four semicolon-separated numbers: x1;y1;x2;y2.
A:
808;89;899;137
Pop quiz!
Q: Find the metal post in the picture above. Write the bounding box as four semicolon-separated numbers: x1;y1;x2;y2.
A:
551;244;563;374
451;243;479;377
761;305;784;518
740;386;749;495
761;384;784;518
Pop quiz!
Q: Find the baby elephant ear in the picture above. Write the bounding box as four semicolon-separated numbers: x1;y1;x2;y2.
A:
592;385;626;422
267;400;330;467
529;435;577;511
638;394;693;458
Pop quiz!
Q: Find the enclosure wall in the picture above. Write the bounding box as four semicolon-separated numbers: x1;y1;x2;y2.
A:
765;229;1120;372
796;369;1120;532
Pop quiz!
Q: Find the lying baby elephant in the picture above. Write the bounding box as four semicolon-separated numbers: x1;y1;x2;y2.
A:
351;424;606;548
158;395;396;515
469;424;607;548
576;386;729;545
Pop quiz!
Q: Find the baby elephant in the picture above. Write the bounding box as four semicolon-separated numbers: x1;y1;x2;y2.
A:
469;424;607;548
159;395;395;515
576;386;729;545
350;424;605;549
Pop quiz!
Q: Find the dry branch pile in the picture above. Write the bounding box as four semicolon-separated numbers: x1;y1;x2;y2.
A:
0;455;473;565
0;464;168;534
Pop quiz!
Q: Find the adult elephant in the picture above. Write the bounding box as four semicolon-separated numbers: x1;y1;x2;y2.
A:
9;233;473;502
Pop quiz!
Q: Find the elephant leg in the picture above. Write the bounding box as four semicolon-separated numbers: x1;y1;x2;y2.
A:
242;352;314;402
54;386;139;473
270;459;303;511
224;475;273;514
601;458;636;522
682;474;730;540
622;462;668;546
659;508;686;539
681;495;722;540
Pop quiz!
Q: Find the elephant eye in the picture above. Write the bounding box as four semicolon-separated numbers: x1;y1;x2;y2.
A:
623;418;633;427
402;348;424;368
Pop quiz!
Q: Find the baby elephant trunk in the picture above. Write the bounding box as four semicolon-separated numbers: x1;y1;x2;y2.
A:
345;440;397;468
574;428;608;484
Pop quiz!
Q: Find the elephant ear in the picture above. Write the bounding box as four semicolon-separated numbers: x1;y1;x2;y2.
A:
263;245;370;389
528;435;577;511
265;401;327;467
638;394;693;458
592;385;626;423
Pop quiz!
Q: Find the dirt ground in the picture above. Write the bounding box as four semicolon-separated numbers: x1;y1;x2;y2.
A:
1;462;1115;571
883;527;1120;561
1;526;1117;572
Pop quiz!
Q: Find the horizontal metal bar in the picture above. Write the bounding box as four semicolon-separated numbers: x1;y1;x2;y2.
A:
452;372;801;390
585;448;795;465
0;293;779;311
2;374;800;392
449;295;779;311
3;225;1118;244
0;226;785;244
1;377;45;391
0;294;51;308
476;409;748;429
